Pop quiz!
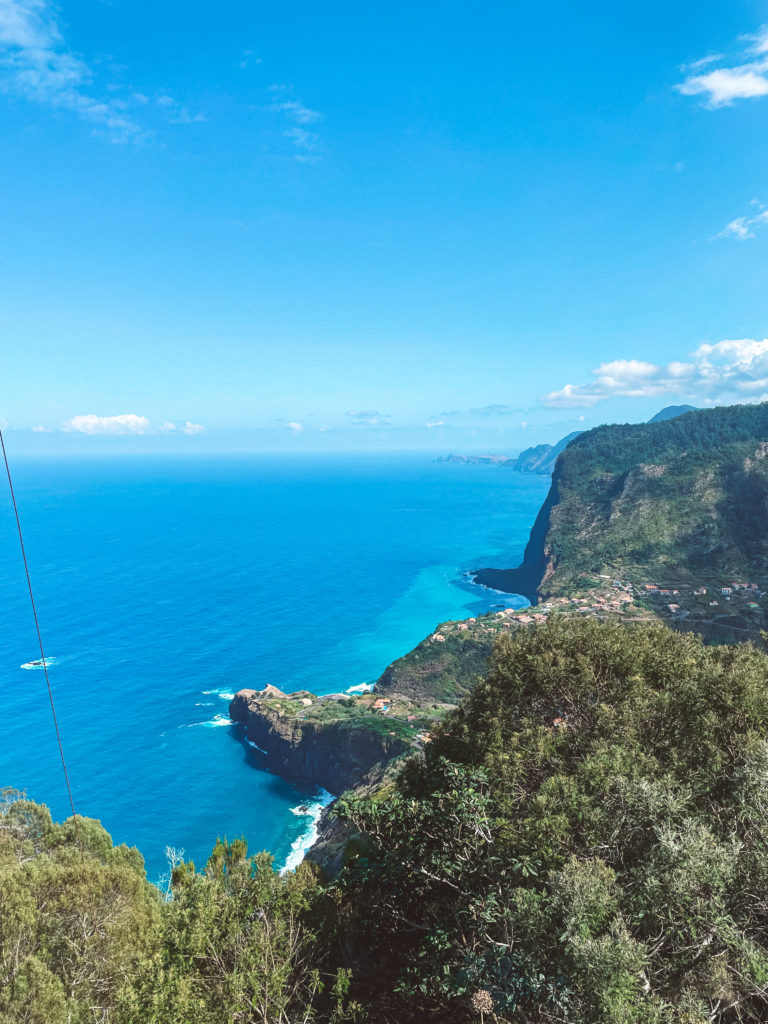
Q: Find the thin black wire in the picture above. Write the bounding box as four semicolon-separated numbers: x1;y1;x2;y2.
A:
0;428;88;873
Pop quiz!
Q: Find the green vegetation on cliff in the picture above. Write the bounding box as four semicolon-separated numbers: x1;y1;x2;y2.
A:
477;401;768;602
550;401;768;593
375;619;496;701
9;619;768;1023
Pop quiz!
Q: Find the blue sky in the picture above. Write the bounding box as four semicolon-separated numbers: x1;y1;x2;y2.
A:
2;0;768;452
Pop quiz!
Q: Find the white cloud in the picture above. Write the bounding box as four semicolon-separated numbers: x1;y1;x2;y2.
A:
265;87;322;158
682;54;724;72
62;413;151;435
159;421;176;432
470;403;517;416
716;204;768;240
283;125;319;153
268;100;320;124
718;216;754;240
154;93;207;124
426;420;444;428
31;424;49;432
0;0;144;142
182;421;204;435
677;68;768;107
748;26;768;56
346;409;391;427
287;421;303;433
676;27;768;108
542;339;768;408
168;106;207;125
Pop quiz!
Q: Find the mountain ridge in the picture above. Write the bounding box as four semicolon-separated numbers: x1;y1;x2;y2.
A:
472;402;768;623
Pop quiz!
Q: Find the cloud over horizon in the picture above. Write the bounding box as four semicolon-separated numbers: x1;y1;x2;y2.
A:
346;410;391;427
542;339;768;408
60;414;205;435
62;413;152;434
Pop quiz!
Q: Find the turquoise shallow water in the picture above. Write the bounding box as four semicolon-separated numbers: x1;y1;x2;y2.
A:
0;453;548;879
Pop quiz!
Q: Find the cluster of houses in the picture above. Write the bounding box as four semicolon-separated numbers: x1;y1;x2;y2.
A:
644;581;760;597
642;580;763;616
426;575;765;647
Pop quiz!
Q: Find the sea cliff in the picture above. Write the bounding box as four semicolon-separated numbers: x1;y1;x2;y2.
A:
230;688;416;794
473;401;768;617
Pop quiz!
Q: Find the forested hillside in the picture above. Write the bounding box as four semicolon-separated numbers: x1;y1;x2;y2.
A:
6;619;768;1023
476;401;768;600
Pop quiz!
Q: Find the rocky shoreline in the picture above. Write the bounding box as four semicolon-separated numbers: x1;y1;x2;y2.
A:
229;680;460;872
229;687;412;795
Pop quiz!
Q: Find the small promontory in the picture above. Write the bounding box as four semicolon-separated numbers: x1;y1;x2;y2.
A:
229;686;445;795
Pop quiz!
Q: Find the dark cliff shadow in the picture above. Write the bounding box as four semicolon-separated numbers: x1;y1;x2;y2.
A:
470;476;560;602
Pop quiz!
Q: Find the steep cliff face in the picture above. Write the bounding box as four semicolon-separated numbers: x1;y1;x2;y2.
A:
472;402;768;600
471;476;560;601
229;690;411;794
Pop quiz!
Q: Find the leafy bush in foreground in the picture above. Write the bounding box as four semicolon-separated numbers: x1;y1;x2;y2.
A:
0;793;348;1023
335;619;768;1022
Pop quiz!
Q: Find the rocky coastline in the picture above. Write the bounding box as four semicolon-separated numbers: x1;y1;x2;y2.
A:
229;687;413;796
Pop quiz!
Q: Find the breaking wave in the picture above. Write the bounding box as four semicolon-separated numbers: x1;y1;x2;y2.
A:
280;788;335;874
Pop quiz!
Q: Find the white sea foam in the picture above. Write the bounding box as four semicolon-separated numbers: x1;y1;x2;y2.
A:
247;740;268;754
280;788;335;874
217;692;235;701
290;804;312;816
21;657;57;670
205;714;233;728
202;688;235;696
186;714;233;728
346;682;374;694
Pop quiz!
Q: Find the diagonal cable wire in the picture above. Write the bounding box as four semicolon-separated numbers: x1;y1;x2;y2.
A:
0;428;88;871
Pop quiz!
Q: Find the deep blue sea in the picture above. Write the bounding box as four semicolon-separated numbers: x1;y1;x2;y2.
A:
0;454;548;880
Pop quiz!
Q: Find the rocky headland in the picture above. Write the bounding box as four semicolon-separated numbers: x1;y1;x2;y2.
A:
229;685;453;796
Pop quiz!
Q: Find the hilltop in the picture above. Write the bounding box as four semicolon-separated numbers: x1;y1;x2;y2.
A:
648;403;697;423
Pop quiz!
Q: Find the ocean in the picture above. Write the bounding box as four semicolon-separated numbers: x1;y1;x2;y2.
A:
0;453;548;880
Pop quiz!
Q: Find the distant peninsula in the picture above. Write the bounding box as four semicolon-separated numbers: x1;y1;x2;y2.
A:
439;405;699;475
437;429;582;474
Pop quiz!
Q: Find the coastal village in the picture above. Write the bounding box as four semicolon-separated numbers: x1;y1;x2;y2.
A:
238;573;768;762
460;577;765;638
427;574;767;647
232;683;453;751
